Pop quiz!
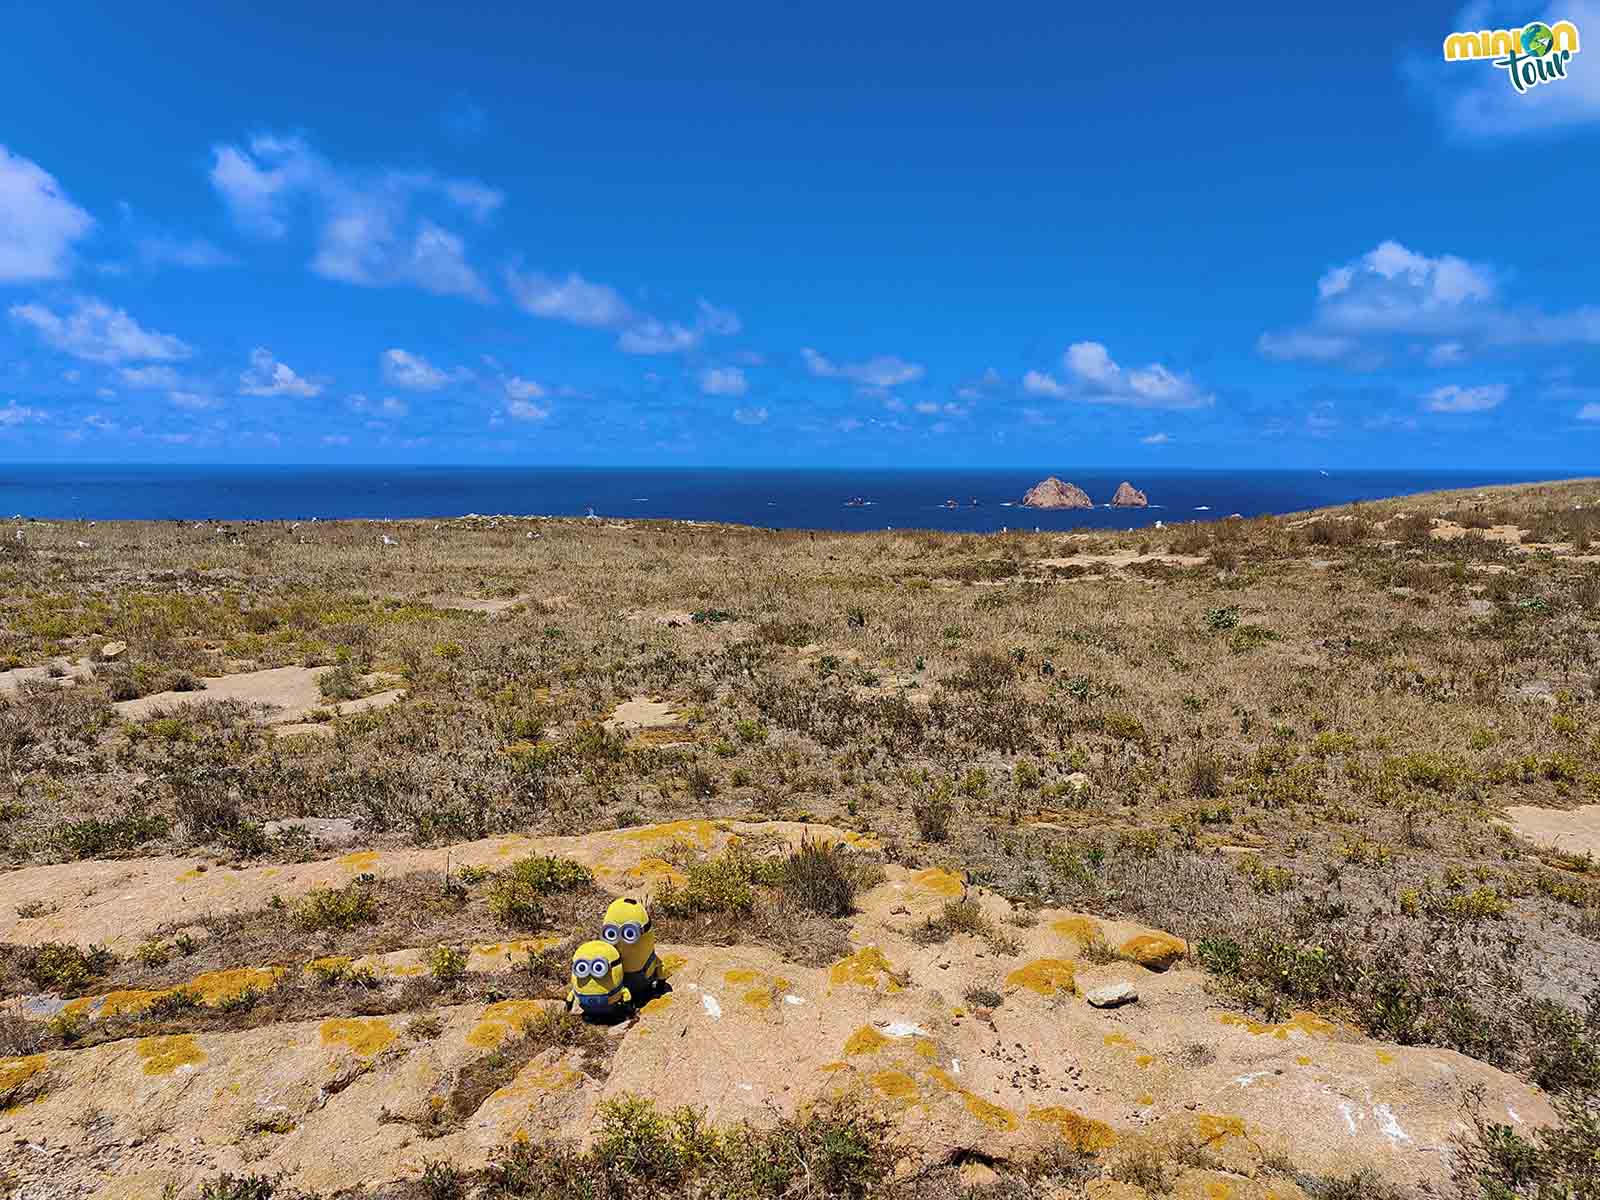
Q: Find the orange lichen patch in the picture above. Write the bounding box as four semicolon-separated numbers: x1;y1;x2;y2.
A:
963;1093;1019;1131
928;1067;961;1093
1219;1012;1335;1041
1295;1055;1312;1066
871;1070;919;1101
841;830;882;852
262;868;280;878
320;1017;396;1058
625;857;687;887
1135;1054;1154;1068
743;988;774;1009
1195;1114;1248;1145
339;850;380;870
1051;915;1104;945
306;955;353;977
1104;1033;1136;1049
177;868;206;882
1138;1094;1155;1106
640;995;675;1017
137;1035;205;1076
93;988;166;1017
660;954;687;978
1377;1051;1395;1065
844;1026;889;1055
818;1061;848;1073
1118;932;1186;971
1006;958;1077;997
1029;1105;1118;1151
911;867;965;898
627;819;716;848
468;1000;546;1049
913;1039;939;1060
0;1054;46;1097
189;967;282;1005
468;937;562;968
724;969;762;986
828;946;901;991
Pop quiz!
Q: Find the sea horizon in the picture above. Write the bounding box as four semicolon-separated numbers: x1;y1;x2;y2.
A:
0;463;1587;532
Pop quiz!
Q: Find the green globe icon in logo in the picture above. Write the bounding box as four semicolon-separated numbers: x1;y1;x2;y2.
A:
1522;22;1554;55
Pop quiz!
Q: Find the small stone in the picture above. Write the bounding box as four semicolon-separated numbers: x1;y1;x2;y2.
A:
1085;983;1139;1008
1064;772;1092;797
100;641;127;661
958;1162;1000;1188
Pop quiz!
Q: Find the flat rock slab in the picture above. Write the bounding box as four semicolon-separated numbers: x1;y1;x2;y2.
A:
0;819;834;951
0;659;92;693
0;859;1555;1199
1501;805;1600;858
1084;982;1139;1008
112;667;404;726
603;698;683;732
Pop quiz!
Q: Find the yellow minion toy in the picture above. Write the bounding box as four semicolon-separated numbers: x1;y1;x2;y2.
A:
567;940;631;1016
603;896;663;997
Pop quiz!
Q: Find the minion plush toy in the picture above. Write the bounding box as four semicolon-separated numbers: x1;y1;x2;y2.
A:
567;940;631;1016
602;896;663;998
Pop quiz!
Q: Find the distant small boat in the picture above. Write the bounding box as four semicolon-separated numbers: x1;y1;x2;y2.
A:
943;499;960;509
1319;470;1330;477
1195;505;1211;511
843;496;871;507
969;497;980;507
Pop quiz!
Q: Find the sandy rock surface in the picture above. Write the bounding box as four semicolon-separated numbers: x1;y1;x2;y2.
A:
0;823;1554;1198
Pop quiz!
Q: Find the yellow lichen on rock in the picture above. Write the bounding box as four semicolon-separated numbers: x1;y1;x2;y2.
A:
338;850;380;870
828;945;901;991
189;967;282;1005
468;1000;547;1049
844;1025;889;1055
1052;915;1104;945
1118;932;1186;971
640;995;674;1017
1219;1012;1335;1040
963;1092;1019;1131
911;867;965;897
1006;957;1077;996
0;1054;47;1105
137;1035;205;1076
626;819;716;847
1029;1105;1118;1151
626;857;687;887
871;1070;919;1101
320;1017;396;1057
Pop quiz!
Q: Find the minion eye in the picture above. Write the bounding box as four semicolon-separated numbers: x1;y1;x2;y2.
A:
574;960;591;978
591;958;610;977
622;923;640;943
602;925;620;943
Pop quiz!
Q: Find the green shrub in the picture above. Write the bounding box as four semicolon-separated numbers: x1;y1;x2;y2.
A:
430;944;468;984
779;838;861;918
24;942;116;991
294;883;379;931
488;855;593;928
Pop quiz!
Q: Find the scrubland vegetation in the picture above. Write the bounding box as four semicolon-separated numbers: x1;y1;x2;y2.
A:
3;477;1599;1196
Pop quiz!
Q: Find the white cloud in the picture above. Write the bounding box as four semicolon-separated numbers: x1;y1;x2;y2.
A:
1257;331;1358;363
118;364;180;389
347;392;409;417
239;347;321;397
801;347;925;389
698;366;748;397
1025;342;1214;409
84;413;116;432
1261;240;1600;362
696;299;741;336
0;404;46;427
210;134;498;301
1141;432;1172;445
380;348;470;391
505;269;631;327
0;145;95;282
504;376;545;401
506;398;550;421
321;434;351;446
1579;403;1600;421
733;405;769;425
619;318;699;355
169;391;218;410
1422;383;1507;413
1407;1;1600;136
9;297;191;364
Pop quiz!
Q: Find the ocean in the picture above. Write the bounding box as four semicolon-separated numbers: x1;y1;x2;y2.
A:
0;465;1579;532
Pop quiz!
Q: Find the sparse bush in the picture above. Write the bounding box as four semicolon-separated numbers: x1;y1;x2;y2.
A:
294;883;379;932
779;838;861;917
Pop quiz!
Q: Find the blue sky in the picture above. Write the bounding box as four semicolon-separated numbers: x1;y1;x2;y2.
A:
1;2;1597;468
